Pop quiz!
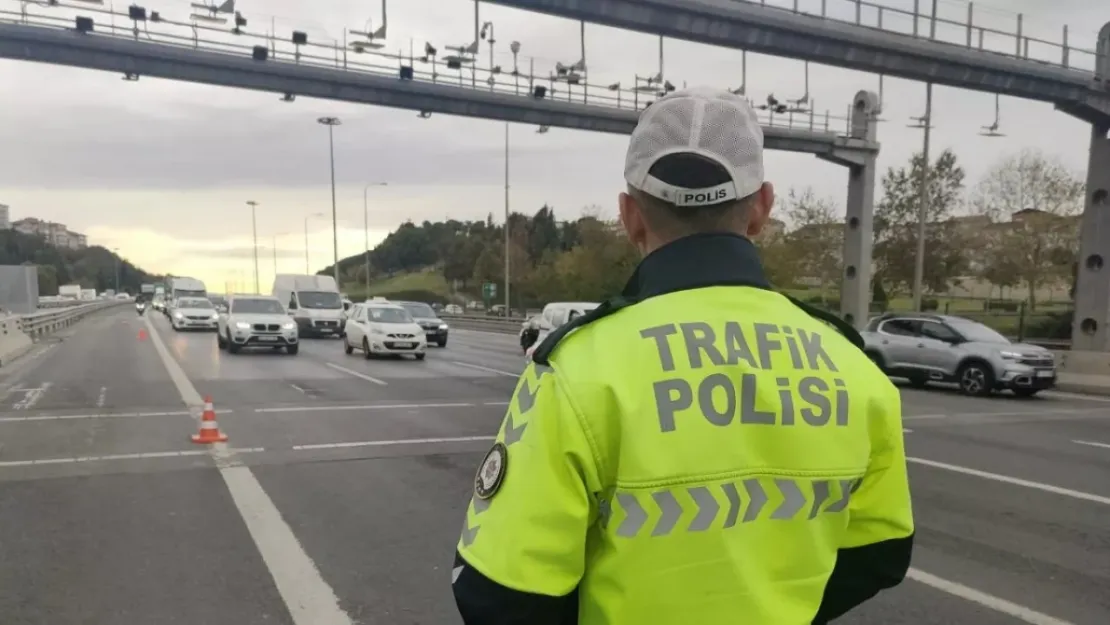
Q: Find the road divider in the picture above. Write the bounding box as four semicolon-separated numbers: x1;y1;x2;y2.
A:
1;300;129;368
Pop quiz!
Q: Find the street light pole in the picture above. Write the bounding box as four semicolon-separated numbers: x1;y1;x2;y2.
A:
911;84;933;311
247;200;260;293
504;121;510;315
363;182;387;295
113;247;120;293
318;116;342;289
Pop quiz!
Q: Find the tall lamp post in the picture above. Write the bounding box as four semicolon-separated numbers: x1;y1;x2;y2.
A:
317;116;342;288
909;0;938;312
247;200;260;293
112;247;120;293
363;182;388;295
503;121;511;316
303;212;325;274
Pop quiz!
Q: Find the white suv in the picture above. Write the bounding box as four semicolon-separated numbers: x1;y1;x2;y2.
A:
217;294;299;355
342;302;426;360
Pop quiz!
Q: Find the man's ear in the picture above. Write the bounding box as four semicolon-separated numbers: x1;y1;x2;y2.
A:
745;182;775;237
619;191;648;252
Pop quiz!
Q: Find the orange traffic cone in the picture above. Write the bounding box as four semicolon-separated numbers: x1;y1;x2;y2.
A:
138;329;147;341
191;395;228;444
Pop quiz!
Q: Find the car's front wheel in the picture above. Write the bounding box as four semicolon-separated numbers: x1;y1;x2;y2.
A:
957;361;994;397
286;344;299;355
344;337;354;355
362;338;373;360
1013;388;1040;398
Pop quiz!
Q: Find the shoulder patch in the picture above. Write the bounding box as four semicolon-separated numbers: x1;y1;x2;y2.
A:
474;442;508;500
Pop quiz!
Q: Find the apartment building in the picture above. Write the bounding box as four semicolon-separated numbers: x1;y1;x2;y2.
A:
12;217;88;250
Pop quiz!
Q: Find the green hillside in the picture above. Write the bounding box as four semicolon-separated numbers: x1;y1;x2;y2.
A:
0;229;157;295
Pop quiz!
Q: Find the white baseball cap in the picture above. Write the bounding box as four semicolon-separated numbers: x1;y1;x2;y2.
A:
624;87;764;208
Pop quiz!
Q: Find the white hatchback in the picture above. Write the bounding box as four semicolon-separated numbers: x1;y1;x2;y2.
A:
343;302;427;360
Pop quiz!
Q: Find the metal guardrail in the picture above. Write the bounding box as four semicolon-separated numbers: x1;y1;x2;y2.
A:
18;299;128;338
442;314;1074;349
746;0;1101;74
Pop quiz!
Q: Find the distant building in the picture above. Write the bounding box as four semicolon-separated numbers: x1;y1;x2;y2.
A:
12;217;88;250
0;204;9;230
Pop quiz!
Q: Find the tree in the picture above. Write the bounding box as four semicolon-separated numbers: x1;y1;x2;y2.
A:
873;148;968;295
968;148;1084;309
779;187;841;296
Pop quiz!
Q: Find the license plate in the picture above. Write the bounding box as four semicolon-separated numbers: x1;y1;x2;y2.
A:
1035;370;1054;378
318;328;332;333
393;342;413;348
258;336;279;342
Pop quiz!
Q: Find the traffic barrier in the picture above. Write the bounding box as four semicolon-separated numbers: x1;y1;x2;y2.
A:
0;299;128;367
191;396;228;443
440;313;1070;350
0;314;33;366
441;314;524;334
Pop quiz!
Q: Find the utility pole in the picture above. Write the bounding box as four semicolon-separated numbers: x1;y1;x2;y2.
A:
911;1;938;311
248;200;259;293
504;122;511;316
317;117;342;288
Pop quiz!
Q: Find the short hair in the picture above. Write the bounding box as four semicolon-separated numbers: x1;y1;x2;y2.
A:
629;184;756;238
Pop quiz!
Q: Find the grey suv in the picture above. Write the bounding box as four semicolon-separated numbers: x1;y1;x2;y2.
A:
861;313;1057;397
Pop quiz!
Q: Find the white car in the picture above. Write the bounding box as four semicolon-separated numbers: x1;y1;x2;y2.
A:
525;301;599;360
170;297;219;331
216;294;299;355
342;302;427;360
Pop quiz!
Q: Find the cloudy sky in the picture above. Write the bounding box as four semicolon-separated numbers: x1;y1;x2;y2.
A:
0;0;1105;292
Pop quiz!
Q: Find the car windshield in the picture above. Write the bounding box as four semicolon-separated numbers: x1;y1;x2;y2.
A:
368;307;413;323
177;298;213;309
948;318;1011;344
232;299;285;315
400;302;436;318
299;291;342;309
174;289;206;298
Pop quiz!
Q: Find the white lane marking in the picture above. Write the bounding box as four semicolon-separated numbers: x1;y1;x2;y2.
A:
907;457;1110;506
96;386;107;408
13;383;50;410
903;414;948;421
1073;439;1110;450
903;428;912;433
451;361;518;377
484;401;510;406
255;402;475;414
906;568;1076;625
0;449;210;467
290;384;306;394
293;435;493;451
324;362;388;386
0;410;206;423
144;315;354;625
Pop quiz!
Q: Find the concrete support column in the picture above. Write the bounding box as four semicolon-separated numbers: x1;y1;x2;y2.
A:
1070;23;1110;351
839;91;880;329
1071;125;1110;350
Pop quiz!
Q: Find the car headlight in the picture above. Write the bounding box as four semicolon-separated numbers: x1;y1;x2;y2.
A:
439;323;449;330
369;326;384;335
282;322;296;330
210;313;219;320
173;312;183;319
999;350;1022;360
235;321;251;330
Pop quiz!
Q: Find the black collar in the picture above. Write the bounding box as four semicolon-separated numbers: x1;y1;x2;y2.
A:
621;232;771;301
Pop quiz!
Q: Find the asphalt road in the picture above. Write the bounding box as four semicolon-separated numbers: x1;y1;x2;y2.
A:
0;305;1106;625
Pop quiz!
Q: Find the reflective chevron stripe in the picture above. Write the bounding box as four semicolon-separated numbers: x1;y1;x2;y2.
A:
611;477;860;538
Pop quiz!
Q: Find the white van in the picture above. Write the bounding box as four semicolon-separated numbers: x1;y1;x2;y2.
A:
272;274;345;338
524;301;600;358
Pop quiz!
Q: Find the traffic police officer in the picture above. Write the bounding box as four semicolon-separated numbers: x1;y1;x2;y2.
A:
451;87;914;625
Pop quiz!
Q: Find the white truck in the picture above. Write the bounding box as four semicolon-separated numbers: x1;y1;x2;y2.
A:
80;288;96;301
168;276;207;301
59;284;81;300
272;274;345;338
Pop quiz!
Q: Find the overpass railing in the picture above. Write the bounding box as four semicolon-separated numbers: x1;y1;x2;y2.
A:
0;0;855;136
